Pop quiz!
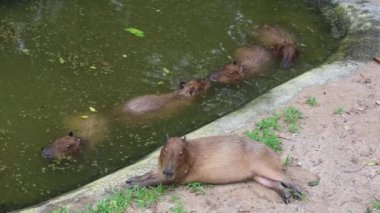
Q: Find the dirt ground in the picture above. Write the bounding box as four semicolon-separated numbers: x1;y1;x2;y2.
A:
125;62;380;213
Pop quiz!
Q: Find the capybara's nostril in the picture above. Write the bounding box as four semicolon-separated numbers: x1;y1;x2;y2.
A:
163;169;173;178
41;147;54;159
210;73;218;82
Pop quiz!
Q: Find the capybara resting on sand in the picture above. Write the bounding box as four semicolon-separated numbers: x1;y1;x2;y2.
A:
257;25;298;69
210;46;272;84
122;79;211;115
126;135;303;203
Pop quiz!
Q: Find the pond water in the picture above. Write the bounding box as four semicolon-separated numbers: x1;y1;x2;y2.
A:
0;0;338;211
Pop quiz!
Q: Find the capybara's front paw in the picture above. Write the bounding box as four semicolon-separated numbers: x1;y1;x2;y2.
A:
125;176;140;187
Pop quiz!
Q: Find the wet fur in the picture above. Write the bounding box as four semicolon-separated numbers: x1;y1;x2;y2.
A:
257;25;298;68
121;79;211;116
42;132;84;160
211;46;271;84
126;135;303;203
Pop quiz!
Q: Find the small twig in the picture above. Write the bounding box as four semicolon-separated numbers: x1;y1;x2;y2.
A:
341;197;362;207
343;165;368;173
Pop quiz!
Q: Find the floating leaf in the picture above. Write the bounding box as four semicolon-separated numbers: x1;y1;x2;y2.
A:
162;67;170;74
59;57;65;64
368;162;379;166
125;27;145;37
90;66;97;69
89;107;97;112
308;178;320;186
157;81;164;85
21;49;30;55
122;54;128;58
80;115;89;119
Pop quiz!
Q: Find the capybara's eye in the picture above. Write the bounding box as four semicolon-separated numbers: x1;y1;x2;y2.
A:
179;152;183;158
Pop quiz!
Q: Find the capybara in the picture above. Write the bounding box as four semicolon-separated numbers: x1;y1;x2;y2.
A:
257;25;298;68
210;46;272;84
126;135;303;203
42;131;84;160
42;113;110;160
122;79;211;116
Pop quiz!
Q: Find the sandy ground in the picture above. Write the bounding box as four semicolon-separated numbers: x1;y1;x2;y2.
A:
125;62;380;213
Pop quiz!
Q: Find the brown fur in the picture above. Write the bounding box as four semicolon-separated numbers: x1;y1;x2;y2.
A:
210;46;271;84
126;135;303;203
122;79;211;115
257;25;298;68
42;132;84;160
42;114;109;160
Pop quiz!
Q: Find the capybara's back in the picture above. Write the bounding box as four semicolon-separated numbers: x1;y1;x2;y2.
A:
235;46;272;74
181;136;283;184
256;25;298;68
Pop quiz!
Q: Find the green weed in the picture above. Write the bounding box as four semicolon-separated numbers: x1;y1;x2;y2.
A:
171;195;187;213
306;96;318;106
186;182;212;195
283;106;303;124
246;106;302;152
334;107;345;115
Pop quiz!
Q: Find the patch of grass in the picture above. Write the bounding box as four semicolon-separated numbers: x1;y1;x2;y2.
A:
53;185;168;213
306;96;318;107
246;106;303;152
283;106;302;132
52;209;70;213
283;106;303;124
288;123;299;133
246;128;282;152
283;155;293;167
171;195;187;213
334;106;345;115
186;182;212;195
255;113;281;130
373;199;380;210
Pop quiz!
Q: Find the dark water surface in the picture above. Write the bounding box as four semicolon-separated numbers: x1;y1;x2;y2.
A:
0;0;337;210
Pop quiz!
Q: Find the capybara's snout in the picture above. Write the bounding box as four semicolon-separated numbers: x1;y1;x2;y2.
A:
210;72;219;82
41;146;55;160
163;168;174;179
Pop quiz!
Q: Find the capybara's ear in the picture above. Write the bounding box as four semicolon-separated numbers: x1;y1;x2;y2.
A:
179;81;186;89
232;61;238;65
68;131;74;137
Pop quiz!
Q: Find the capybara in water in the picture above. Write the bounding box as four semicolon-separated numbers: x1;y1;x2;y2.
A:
42;131;84;160
210;46;272;84
122;79;211;116
126;135;303;203
257;25;298;68
42;113;110;160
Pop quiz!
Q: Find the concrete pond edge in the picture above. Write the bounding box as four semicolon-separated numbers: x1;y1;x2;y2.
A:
19;0;380;212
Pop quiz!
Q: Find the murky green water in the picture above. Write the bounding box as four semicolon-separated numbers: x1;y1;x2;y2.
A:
0;0;337;211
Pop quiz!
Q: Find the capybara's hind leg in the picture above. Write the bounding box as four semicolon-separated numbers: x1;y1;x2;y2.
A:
254;176;292;204
126;170;165;187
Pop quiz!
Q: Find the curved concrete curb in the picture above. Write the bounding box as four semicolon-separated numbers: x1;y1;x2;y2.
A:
19;0;379;212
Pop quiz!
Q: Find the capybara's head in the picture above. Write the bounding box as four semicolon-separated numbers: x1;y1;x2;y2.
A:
176;79;211;97
159;136;189;180
210;62;244;84
42;131;84;160
278;43;298;69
